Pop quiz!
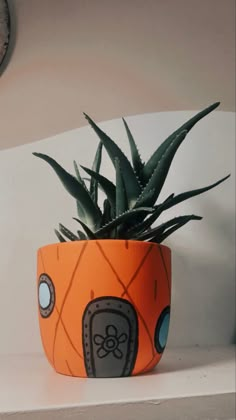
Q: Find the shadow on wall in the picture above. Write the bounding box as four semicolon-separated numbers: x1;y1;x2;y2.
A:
202;199;235;345
199;199;235;250
167;197;235;348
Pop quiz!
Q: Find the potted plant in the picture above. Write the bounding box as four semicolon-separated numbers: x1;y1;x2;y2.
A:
33;102;230;378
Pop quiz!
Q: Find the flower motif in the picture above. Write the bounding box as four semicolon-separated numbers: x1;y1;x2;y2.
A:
94;325;128;359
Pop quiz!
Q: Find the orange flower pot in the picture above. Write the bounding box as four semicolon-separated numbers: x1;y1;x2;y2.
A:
37;240;171;377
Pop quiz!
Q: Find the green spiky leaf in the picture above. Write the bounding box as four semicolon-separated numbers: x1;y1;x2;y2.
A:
135;130;188;208
95;207;154;238
34;103;230;245
59;223;79;241
54;229;67;242
90;142;103;203
163;193;175;203
129;175;230;238
115;158;128;217
77;230;87;240
122;118;144;182
126;205;164;238
101;199;112;227
73;160;88;191
136;215;202;241
153;221;187;243
73;163;89;224
142;102;220;181
75;200;87;224
73;218;97;239
160;174;231;211
150;216;203;243
33;153;102;229
84;113;141;208
73;160;92;225
81;165;116;211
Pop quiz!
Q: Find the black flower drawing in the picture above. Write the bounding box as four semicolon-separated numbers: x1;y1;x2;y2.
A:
94;325;128;359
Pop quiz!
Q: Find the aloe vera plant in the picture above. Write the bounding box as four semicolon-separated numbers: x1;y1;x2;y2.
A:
33;102;230;244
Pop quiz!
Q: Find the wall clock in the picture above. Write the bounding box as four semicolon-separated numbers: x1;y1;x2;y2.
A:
0;0;11;71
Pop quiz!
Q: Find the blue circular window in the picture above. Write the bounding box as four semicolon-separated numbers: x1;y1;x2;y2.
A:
154;306;170;353
38;274;55;318
39;282;51;308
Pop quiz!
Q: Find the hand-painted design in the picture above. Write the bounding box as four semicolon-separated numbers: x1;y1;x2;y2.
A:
38;274;55;318
158;244;171;300
55;307;83;360
52;242;88;366
66;360;75;377
154;278;157;300
154;306;170;354
94;325;128;359
121;244;154;296
96;241;155;357
139;354;158;374
83;297;138;377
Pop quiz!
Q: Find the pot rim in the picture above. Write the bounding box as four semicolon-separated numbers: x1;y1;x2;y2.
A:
37;239;171;253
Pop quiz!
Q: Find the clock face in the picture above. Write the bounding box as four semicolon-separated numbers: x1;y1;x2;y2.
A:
0;0;10;68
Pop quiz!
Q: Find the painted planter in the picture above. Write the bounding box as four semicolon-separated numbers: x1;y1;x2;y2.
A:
37;240;171;377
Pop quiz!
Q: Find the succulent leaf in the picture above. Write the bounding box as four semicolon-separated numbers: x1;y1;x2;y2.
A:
129;175;230;238
153;222;188;243
115;158;128;217
77;230;87;240
54;229;67;242
160;174;231;211
73;162;92;224
95;207;154;238
33;153;102;229
59;223;79;241
150;215;203;243
117;188;157;232
142;102;220;181
136;215;202;241
126;205;164;238
84;113;141;208
90;142;103;203
35;103;230;244
73;160;88;191
101;199;112;227
81;165;116;212
73;218;98;239
75;200;88;224
135;130;188;208
122;118;144;182
163;193;175;203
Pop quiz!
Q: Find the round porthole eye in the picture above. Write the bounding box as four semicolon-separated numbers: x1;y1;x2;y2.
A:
38;274;55;318
154;306;170;354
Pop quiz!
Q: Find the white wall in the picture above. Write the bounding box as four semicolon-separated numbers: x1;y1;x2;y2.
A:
0;109;235;355
0;0;235;149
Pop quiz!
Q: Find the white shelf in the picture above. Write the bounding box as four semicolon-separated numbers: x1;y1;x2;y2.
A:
0;346;235;420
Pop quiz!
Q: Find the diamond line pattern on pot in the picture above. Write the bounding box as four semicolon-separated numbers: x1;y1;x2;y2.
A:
39;249;84;366
52;242;88;366
95;241;156;357
158;244;171;300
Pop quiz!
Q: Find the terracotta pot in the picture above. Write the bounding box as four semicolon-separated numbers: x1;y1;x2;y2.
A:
37;240;171;378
